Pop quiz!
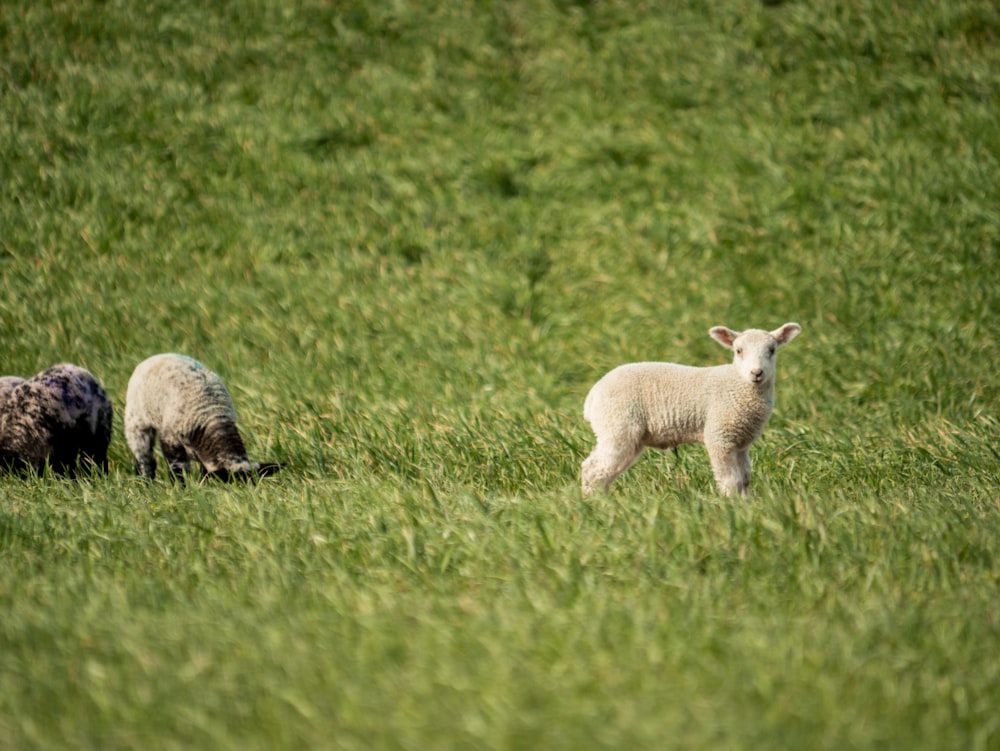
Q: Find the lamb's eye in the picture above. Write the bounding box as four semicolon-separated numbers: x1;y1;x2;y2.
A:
736;348;743;355
769;347;776;357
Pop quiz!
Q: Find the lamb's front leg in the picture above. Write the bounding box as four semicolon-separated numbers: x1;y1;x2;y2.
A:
707;444;743;497
735;448;752;496
160;439;192;482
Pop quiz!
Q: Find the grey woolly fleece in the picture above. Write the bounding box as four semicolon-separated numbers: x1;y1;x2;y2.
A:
124;353;279;481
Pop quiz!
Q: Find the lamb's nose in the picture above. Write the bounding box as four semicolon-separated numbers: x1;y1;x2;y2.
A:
751;369;763;379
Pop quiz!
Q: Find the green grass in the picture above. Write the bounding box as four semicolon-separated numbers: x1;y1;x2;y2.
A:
2;0;999;748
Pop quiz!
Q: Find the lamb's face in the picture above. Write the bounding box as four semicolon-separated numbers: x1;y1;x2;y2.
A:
730;330;779;386
709;323;801;386
709;327;780;386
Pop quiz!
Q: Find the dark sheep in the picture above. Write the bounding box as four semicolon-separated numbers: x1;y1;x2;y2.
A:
0;364;113;476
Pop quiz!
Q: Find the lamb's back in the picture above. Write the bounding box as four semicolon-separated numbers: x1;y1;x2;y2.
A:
128;354;238;430
39;364;111;433
586;362;734;446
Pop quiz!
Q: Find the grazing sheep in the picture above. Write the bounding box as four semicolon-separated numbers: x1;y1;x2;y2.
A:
0;364;113;476
582;322;801;497
125;353;280;482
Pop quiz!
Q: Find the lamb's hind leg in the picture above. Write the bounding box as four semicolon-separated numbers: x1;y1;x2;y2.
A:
75;421;110;474
581;440;643;495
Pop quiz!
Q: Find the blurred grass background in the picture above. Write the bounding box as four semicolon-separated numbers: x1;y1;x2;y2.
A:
1;1;998;748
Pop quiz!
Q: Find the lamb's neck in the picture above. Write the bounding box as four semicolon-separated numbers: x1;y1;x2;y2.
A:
733;376;775;407
192;419;250;470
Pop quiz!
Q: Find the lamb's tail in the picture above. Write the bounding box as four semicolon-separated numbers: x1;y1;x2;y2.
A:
582;387;599;425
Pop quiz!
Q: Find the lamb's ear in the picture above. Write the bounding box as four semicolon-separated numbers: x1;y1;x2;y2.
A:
772;322;801;347
709;326;740;348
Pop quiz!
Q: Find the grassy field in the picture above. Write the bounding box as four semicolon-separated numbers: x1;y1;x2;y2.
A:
2;0;999;748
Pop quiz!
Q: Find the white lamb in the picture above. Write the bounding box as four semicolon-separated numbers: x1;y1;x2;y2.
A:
581;322;801;497
124;353;281;482
0;364;113;476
